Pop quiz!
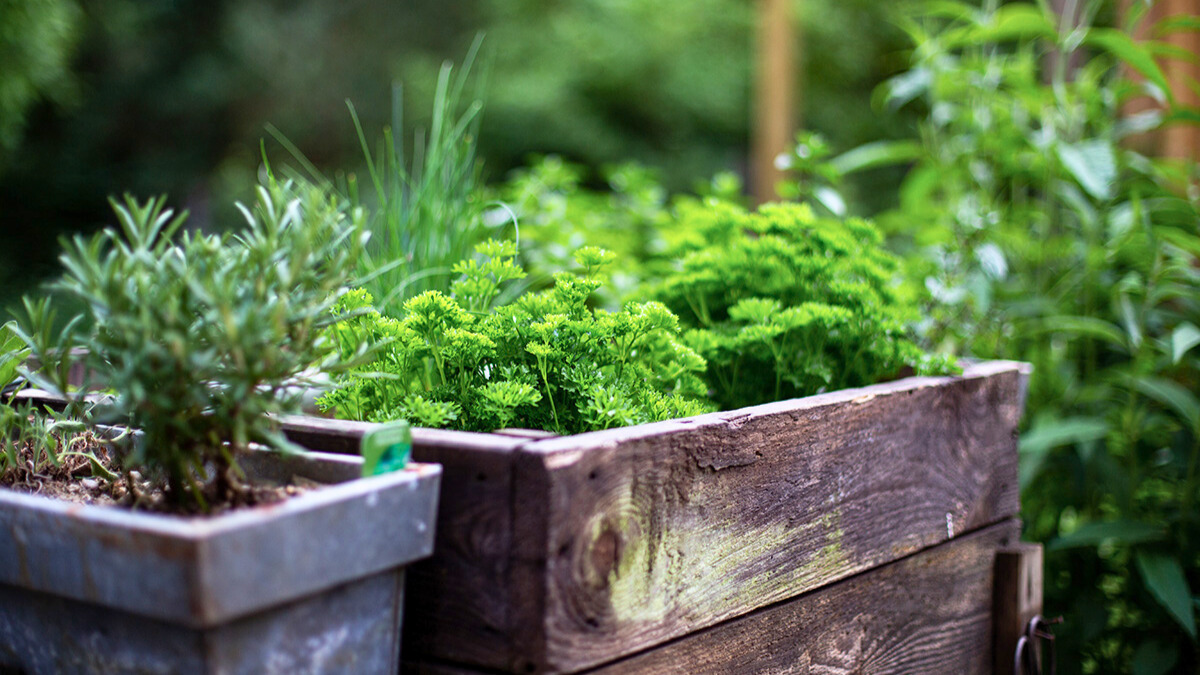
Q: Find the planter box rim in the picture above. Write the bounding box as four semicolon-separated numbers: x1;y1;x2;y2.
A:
527;358;1030;454
0;460;438;537
278;359;1031;452
17;360;1032;452
0;450;441;627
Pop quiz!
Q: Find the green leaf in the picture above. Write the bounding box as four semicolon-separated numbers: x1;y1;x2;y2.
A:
1056;140;1117;201
1085;28;1173;103
944;4;1056;45
1130;376;1200;432
829;140;922;176
813;186;846;217
913;0;980;23
1050;520;1166;550
1165;107;1200;128
978;4;1057;42
0;321;30;391
1157;225;1200;257
1171;323;1200;364
877;68;933;111
1018;416;1109;487
1136;551;1197;639
1155;15;1200;37
1031;316;1127;350
1131;639;1179;675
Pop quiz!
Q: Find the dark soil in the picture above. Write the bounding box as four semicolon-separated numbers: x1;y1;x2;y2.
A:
0;431;319;516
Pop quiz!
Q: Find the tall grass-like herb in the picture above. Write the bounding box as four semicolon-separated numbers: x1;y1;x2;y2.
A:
271;37;494;316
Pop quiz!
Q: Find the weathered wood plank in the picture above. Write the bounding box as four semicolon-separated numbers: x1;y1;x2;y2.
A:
402;432;530;669
992;544;1044;675
278;415;527;457
513;361;1027;673
404;520;1021;675
584;519;1022;674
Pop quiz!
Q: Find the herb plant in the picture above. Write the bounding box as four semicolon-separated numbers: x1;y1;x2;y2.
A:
787;2;1200;670
14;177;368;512
653;200;953;411
494;157;671;300
0;322;27;396
271;38;496;317
319;241;712;434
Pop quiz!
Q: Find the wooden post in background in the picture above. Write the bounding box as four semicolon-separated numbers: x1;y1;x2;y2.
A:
752;0;799;205
1120;0;1200;160
1159;0;1200;160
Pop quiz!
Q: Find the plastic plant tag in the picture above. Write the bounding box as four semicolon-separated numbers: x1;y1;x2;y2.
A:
360;421;412;477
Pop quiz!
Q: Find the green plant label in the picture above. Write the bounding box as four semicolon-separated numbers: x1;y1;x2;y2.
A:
360;421;412;476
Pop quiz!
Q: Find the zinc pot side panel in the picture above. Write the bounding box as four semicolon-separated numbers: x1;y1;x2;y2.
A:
517;361;1027;673
0;569;406;675
198;465;441;625
0;492;201;624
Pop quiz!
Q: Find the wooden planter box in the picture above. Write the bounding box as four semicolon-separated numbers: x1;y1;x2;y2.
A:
280;360;1036;674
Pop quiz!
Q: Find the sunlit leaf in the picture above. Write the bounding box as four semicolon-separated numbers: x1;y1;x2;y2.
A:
1115;110;1164;139
945;4;1056;45
1136;551;1197;639
829;141;922;175
813;186;846;217
914;0;981;24
1171;323;1200;364
878;68;933;111
1085;28;1173;103
1056;140;1117;201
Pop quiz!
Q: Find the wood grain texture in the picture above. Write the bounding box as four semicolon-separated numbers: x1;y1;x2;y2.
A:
585;519;1022;674
405;521;1021;675
512;361;1028;673
402;431;532;668
993;544;1044;675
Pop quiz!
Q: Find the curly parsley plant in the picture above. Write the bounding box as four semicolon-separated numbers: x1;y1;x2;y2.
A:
319;242;712;434
655;201;954;410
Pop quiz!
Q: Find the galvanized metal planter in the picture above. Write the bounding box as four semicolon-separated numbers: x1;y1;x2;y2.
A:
0;447;441;675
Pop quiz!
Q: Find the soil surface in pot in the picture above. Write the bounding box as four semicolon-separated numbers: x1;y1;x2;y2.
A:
1;424;319;515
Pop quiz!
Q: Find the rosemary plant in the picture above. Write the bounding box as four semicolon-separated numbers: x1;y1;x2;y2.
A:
13;177;369;511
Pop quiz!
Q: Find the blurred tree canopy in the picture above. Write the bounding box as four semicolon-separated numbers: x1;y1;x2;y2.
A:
0;0;911;308
0;0;81;164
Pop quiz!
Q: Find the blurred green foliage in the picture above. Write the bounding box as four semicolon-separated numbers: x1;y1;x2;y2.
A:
0;0;81;164
785;1;1200;671
0;0;910;313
